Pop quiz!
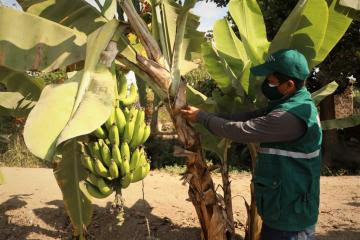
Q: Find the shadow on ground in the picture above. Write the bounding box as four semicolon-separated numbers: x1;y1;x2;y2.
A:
0;194;65;240
1;195;358;240
0;195;201;240
317;228;360;240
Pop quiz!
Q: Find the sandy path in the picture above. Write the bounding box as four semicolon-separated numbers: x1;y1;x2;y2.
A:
0;167;359;240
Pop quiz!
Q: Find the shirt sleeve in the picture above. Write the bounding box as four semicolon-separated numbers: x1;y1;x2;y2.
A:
196;109;306;143
215;108;267;122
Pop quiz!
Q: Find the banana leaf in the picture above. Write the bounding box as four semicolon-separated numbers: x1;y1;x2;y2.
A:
213;18;250;96
0;67;44;101
187;85;216;113
0;92;36;117
24;20;118;160
101;0;117;20
311;0;353;67
269;0;329;63
53;140;92;239
193;123;227;160
201;42;235;94
228;0;270;65
0;7;87;72
321;115;360;130
24;73;79;160
169;0;197;95
311;81;338;105
26;0;108;34
186;85;227;158
151;0;204;73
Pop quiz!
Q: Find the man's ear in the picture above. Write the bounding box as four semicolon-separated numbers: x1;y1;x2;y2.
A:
287;79;296;90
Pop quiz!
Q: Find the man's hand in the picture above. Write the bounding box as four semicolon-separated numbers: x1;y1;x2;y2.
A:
180;106;201;122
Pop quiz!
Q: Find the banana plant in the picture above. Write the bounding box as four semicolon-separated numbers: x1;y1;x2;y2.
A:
1;1;230;239
1;1;359;240
114;1;233;238
198;0;359;239
0;2;119;238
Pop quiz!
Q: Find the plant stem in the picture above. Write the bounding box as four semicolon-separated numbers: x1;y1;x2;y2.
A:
221;140;235;235
247;143;262;240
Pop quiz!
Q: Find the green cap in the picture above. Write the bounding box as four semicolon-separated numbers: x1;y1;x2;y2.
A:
250;49;310;81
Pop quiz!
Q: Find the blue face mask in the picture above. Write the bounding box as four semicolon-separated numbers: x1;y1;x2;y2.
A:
261;79;284;101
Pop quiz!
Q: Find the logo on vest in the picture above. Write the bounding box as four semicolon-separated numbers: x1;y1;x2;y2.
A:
266;55;275;62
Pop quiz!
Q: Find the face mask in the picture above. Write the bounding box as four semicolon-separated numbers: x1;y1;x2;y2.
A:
261;79;284;101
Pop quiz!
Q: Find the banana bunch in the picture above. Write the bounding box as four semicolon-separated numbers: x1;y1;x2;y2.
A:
81;77;151;199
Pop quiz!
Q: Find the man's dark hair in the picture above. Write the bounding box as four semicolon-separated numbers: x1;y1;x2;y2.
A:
273;72;306;90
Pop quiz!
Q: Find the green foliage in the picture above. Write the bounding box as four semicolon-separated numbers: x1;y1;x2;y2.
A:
269;0;329;65
145;138;186;169
0;92;36;118
23;0;109;34
0;67;44;100
311;81;339;105
0;117;49;168
322;115;360;130
23;20;118;160
53;140;92;239
184;64;216;96
0;7;87;73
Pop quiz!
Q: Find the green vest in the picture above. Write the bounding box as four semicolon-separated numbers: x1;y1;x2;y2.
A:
253;88;322;231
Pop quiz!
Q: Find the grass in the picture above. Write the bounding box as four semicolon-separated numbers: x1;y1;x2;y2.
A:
0;116;50;168
0;133;51;168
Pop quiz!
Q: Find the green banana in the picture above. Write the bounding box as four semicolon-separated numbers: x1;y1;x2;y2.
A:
105;107;115;130
88;173;99;186
131;164;147;183
121;142;130;163
93;127;107;139
98;139;105;146
112;145;122;168
109;159;119;179
94;158;109;178
117;73;128;100
115;107;127;136
96;177;113;195
85;181;112;199
131;151;149;183
129;148;140;170
123;107;138;143
130;109;145;148
139;124;151;145
137;149;147;167
119;83;138;106
100;140;111;167
121;173;133;188
120;157;130;177
109;124;120;146
105;138;111;146
123;107;130;120
81;156;95;173
144;162;150;176
120;143;130;176
88;142;102;160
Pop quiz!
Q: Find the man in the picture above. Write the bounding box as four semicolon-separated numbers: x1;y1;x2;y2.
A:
181;49;322;240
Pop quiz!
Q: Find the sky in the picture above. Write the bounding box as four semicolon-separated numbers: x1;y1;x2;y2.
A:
192;2;228;31
1;0;227;32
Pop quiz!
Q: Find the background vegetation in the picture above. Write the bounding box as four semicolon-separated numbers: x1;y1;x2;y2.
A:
1;0;359;175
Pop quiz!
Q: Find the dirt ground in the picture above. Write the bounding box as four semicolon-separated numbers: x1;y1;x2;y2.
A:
0;167;359;240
